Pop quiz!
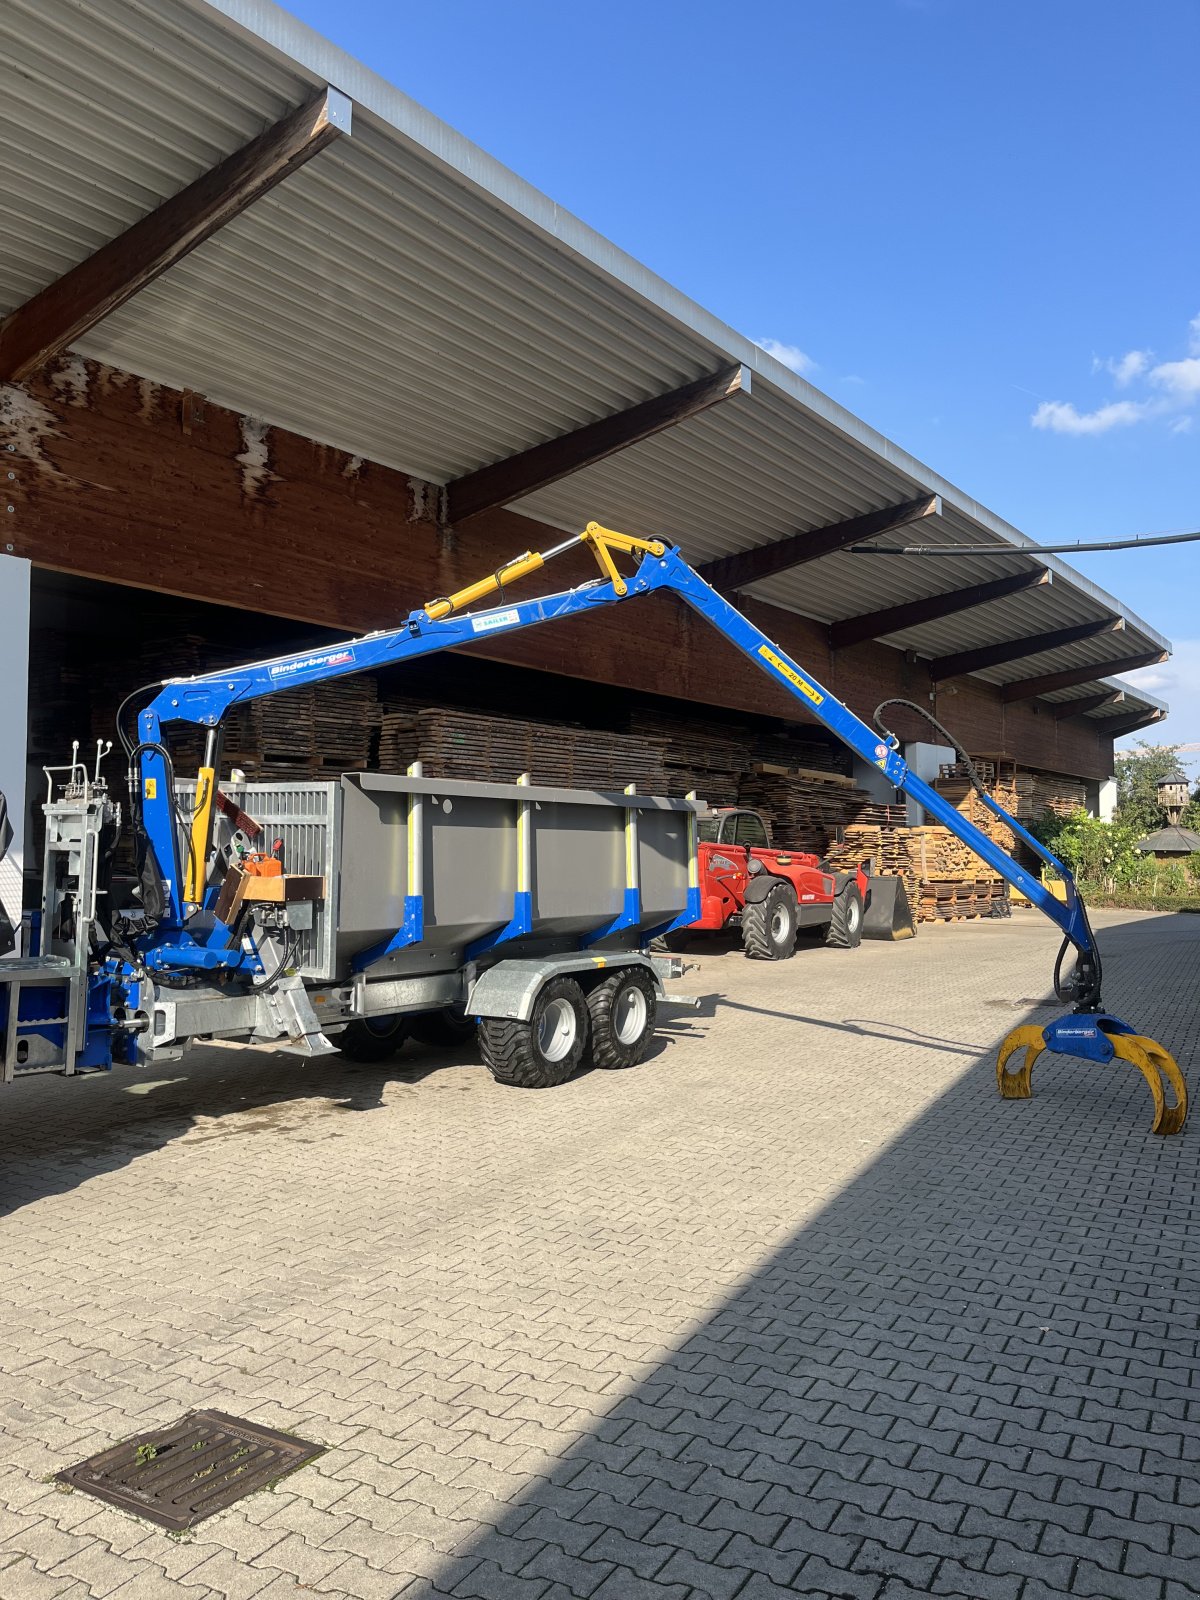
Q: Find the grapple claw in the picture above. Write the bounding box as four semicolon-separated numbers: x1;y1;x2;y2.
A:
996;1024;1046;1099
1117;1035;1188;1136
995;1012;1188;1135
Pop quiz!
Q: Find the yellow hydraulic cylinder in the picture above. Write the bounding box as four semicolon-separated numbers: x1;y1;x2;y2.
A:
186;766;216;906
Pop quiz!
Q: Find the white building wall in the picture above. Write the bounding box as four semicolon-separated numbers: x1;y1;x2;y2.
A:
0;555;30;949
902;741;955;825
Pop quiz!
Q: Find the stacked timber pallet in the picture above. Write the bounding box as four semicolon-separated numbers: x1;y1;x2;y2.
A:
92;641;380;787
737;764;868;854
378;703;668;791
822;824;919;910
816;756;1022;925
751;727;852;776
823;822;1007;924
222;676;379;780
1010;766;1086;822
627;708;751;805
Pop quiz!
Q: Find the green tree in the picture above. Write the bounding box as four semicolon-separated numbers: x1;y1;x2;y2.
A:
1114;743;1191;838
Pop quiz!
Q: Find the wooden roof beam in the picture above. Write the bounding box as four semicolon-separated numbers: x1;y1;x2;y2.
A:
930;617;1124;683
0;88;351;382
1001;650;1168;703
830;567;1051;651
445;363;750;524
1048;690;1125;721
697;493;940;592
1104;708;1167;738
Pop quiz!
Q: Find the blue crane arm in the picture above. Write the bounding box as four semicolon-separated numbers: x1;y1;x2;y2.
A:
135;539;1093;966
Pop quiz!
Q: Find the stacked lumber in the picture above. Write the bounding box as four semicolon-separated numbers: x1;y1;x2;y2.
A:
931;775;1015;849
913;876;1008;921
751;727;852;776
627;707;750;805
737;766;869;853
822;815;1009;925
377;705;668;791
1012;768;1087;821
222;676;379;779
822;824;919;908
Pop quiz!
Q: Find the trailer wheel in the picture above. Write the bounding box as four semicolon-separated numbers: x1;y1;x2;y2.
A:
742;881;799;960
826;884;864;949
587;967;657;1069
479;977;588;1088
407;1007;477;1048
337;1014;409;1061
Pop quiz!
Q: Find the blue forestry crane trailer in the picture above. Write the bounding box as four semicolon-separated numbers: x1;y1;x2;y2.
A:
0;523;1186;1130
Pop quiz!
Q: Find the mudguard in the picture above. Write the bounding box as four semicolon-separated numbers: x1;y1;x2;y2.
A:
742;873;788;906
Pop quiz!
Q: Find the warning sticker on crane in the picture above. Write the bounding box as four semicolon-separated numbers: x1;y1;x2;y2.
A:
757;644;824;706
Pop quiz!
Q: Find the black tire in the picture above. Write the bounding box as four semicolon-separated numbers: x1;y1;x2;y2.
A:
479;977;588;1088
826;884;864;949
407;1007;477;1048
337;1014;408;1061
742;880;799;960
586;967;658;1070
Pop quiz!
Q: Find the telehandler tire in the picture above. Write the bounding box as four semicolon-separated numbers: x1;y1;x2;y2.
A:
742;880;799;960
480;977;588;1088
407;1007;477;1048
826;884;864;949
586;967;657;1069
337;1014;409;1061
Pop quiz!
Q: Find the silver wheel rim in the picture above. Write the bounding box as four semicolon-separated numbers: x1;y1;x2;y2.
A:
848;899;860;932
614;985;648;1045
537;997;578;1062
771;904;791;943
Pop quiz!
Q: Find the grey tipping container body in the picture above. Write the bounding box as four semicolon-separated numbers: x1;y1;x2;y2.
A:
212;774;699;981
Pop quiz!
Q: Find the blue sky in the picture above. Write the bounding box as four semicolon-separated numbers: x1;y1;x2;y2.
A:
289;0;1198;765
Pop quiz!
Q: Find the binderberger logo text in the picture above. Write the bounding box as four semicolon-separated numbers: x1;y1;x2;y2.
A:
269;648;356;680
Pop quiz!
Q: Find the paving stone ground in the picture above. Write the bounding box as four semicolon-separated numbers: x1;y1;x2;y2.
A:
0;907;1196;1600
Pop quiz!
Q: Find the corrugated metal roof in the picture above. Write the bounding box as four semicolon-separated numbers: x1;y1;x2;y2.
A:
0;0;1169;725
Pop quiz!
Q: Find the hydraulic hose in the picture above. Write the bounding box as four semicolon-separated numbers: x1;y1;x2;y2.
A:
871;697;1102;1008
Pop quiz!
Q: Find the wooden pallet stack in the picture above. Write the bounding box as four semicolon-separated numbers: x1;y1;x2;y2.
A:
216;672;379;782
822;824;919;909
751;728;852;776
737;765;868;853
627;708;750;805
376;704;668;791
1011;767;1087;822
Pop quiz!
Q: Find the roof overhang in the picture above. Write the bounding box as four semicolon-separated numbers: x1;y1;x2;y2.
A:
0;0;1170;730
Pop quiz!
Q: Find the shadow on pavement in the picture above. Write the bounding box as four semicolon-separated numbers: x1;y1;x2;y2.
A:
396;911;1197;1599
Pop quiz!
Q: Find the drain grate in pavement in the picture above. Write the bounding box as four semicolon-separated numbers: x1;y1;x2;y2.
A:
57;1409;323;1530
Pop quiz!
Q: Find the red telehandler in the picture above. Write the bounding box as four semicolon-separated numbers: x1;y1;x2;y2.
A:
687;806;911;958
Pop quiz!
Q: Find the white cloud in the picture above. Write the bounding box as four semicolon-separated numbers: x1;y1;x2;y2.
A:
1034;311;1200;437
755;338;816;376
1093;349;1151;386
1149;356;1200;400
1031;399;1151;435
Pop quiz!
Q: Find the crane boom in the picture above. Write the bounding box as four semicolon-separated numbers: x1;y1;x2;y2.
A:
137;524;1094;991
108;520;1195;1133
